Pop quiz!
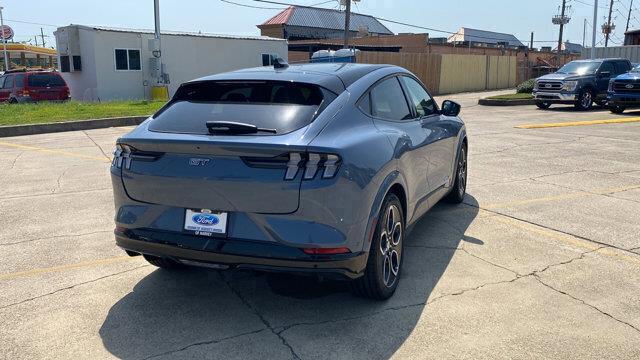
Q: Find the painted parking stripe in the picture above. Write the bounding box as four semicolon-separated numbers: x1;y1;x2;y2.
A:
516;117;640;129
0;141;110;162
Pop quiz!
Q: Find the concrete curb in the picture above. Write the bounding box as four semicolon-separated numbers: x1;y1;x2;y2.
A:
0;116;149;138
478;98;536;106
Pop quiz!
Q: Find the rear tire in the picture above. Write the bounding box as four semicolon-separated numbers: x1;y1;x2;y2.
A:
535;101;551;109
352;194;405;300
575;90;594;111
8;98;18;104
610;105;625;114
445;145;468;204
143;255;184;269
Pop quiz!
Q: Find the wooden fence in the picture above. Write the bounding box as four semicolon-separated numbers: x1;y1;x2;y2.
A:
356;52;517;95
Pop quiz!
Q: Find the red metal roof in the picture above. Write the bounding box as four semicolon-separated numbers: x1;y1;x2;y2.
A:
261;6;295;26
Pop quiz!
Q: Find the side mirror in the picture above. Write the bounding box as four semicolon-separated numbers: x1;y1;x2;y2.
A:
441;100;461;117
599;70;611;78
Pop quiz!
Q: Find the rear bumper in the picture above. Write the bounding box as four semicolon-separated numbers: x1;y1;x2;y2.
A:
533;91;577;103
116;229;368;279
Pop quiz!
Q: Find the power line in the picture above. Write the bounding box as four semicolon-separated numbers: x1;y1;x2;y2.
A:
4;18;58;27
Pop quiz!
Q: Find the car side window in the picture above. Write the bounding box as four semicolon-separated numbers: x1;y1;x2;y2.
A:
369;77;412;121
600;62;615;75
399;76;437;118
14;74;25;88
3;75;14;89
615;61;631;74
0;77;4;89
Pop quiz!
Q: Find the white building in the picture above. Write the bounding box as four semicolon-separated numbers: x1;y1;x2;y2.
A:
54;25;288;101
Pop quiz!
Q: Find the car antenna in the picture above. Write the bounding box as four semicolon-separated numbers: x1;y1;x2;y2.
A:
273;58;289;69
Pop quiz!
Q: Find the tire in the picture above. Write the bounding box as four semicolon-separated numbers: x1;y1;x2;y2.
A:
535;101;551;109
352;194;405;300
610;105;625;114
8;98;18;104
575;89;594;110
445;144;468;204
143;254;184;269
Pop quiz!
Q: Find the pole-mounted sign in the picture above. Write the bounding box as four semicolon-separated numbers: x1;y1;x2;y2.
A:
0;24;13;41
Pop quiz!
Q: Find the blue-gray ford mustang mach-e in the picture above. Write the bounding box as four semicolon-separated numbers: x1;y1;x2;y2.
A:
111;62;468;299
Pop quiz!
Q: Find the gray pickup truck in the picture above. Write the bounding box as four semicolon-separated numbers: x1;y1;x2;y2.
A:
533;58;631;110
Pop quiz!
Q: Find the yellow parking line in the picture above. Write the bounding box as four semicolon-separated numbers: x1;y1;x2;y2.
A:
0;256;138;282
516;116;640;129
483;184;640;209
0;141;110;162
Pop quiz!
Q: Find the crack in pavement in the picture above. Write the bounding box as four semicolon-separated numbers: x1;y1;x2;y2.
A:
140;328;268;360
219;273;300;360
532;275;640;334
466;203;640;258
82;130;112;161
0;230;113;247
0;265;149;310
0;187;111;201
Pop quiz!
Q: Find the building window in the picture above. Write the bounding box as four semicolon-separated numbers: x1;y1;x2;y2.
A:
262;53;278;66
114;49;141;71
72;56;82;71
60;56;71;73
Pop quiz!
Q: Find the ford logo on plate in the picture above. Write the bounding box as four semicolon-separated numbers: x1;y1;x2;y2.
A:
192;214;219;225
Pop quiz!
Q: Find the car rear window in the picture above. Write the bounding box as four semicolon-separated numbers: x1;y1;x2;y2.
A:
27;74;66;87
149;81;337;135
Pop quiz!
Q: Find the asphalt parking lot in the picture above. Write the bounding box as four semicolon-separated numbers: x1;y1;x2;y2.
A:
1;90;639;359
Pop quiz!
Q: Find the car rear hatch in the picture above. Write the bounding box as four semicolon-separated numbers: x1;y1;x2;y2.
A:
116;79;338;214
27;73;68;100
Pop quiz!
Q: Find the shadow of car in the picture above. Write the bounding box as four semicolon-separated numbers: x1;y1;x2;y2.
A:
99;197;480;359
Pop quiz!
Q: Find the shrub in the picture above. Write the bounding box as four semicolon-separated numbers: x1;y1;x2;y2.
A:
516;78;536;93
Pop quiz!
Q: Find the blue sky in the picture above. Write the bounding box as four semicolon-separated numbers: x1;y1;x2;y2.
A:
2;0;634;48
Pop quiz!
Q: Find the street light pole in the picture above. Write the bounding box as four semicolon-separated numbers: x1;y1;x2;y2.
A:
0;4;10;72
591;0;598;59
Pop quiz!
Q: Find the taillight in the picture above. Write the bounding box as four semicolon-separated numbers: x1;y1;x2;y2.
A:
285;152;341;181
18;89;29;96
112;143;162;170
112;144;132;169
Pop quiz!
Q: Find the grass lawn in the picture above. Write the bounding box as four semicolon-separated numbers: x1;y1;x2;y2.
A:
0;100;165;127
485;93;534;100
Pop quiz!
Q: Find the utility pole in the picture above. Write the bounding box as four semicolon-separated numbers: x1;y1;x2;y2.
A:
39;28;46;48
626;0;634;32
604;0;615;47
583;18;587;47
0;3;9;72
592;0;598;58
530;32;534;50
34;36;38;47
343;0;351;48
553;0;570;54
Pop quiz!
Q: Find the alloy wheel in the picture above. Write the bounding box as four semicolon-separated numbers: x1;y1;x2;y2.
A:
379;204;403;288
580;92;592;109
457;147;467;197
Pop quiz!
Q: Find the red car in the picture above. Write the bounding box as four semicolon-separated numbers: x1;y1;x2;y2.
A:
0;70;70;103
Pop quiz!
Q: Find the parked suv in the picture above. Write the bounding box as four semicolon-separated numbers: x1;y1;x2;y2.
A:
607;63;640;114
111;63;468;300
533;58;631;110
0;70;70;103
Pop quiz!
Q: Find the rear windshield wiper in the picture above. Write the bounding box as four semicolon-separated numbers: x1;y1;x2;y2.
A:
206;121;277;135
